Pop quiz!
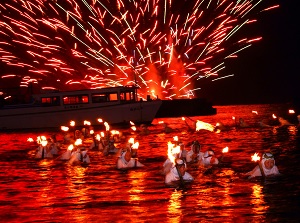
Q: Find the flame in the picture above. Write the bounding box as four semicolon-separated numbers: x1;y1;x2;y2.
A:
61;126;69;131
111;130;119;135
75;139;82;146
100;132;105;137
158;121;164;124
27;137;34;142
252;110;258;115
130;121;135;126
251;153;261;162
68;144;74;151
96;134;101;141
132;142;139;149
181;117;185;121
272;114;277;119
195;120;214;132
167;141;180;164
37;136;47;144
98;118;103;123
232;116;235;120
90;130;94;135
41;140;48;147
84;120;91;125
289;109;295;114
222;147;229;153
128;138;135;144
104;122;110;131
173;136;178;142
131;126;137;131
70;120;75;126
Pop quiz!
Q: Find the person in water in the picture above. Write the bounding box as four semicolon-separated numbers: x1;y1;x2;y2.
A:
199;149;219;166
69;148;91;165
186;140;203;163
246;152;280;179
165;158;194;185
116;147;144;170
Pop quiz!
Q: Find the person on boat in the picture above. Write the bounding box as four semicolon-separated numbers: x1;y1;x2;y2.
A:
69;148;91;165
116;147;144;170
165;158;194;186
246;152;280;179
199;149;219;166
186;140;203;163
35;142;53;159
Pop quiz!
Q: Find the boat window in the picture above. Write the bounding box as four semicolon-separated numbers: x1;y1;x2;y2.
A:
92;92;118;103
41;96;60;106
63;95;89;105
120;91;135;101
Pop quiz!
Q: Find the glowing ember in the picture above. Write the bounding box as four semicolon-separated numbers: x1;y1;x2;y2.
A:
251;153;261;162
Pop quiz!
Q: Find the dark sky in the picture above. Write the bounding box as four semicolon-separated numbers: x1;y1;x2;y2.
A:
200;0;299;105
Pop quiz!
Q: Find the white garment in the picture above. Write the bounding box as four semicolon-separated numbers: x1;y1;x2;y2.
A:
165;166;194;184
116;151;144;169
186;150;204;163
69;150;91;165
35;146;53;159
247;157;280;178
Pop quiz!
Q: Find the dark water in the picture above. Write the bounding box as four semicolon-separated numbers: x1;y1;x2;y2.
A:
0;104;300;223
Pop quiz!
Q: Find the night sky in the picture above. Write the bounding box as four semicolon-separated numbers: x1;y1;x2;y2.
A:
200;0;299;105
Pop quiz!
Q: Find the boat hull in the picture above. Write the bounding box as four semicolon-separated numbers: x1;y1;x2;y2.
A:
0;100;162;130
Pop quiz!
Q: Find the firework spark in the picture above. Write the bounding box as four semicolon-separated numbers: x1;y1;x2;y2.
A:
0;0;278;100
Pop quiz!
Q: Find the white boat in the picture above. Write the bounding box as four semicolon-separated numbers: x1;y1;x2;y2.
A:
0;85;162;130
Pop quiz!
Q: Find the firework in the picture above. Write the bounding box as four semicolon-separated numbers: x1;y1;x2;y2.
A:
0;0;279;99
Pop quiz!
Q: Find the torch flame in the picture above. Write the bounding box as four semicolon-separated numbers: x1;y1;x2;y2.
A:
130;121;135;126
68;144;74;151
196;120;214;132
132;142;139;149
222;146;229;153
272;114;277;119
84;120;91;125
131;126;137;131
173;136;178;142
27;138;34;142
98;118;103;123
251;153;261;162
167;141;180;164
128;138;135;144
96;134;101;141
61;126;69;131
289;109;295;114
75;138;82;146
252;110;258;115
104;122;110;131
70;120;75;127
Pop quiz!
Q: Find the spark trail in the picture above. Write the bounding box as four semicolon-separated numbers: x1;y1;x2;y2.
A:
0;0;279;99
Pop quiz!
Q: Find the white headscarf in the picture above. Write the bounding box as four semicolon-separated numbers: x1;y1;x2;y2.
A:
261;152;280;176
202;150;219;165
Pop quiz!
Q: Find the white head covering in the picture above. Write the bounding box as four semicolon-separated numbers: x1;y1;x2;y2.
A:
202;150;219;165
261;152;280;176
